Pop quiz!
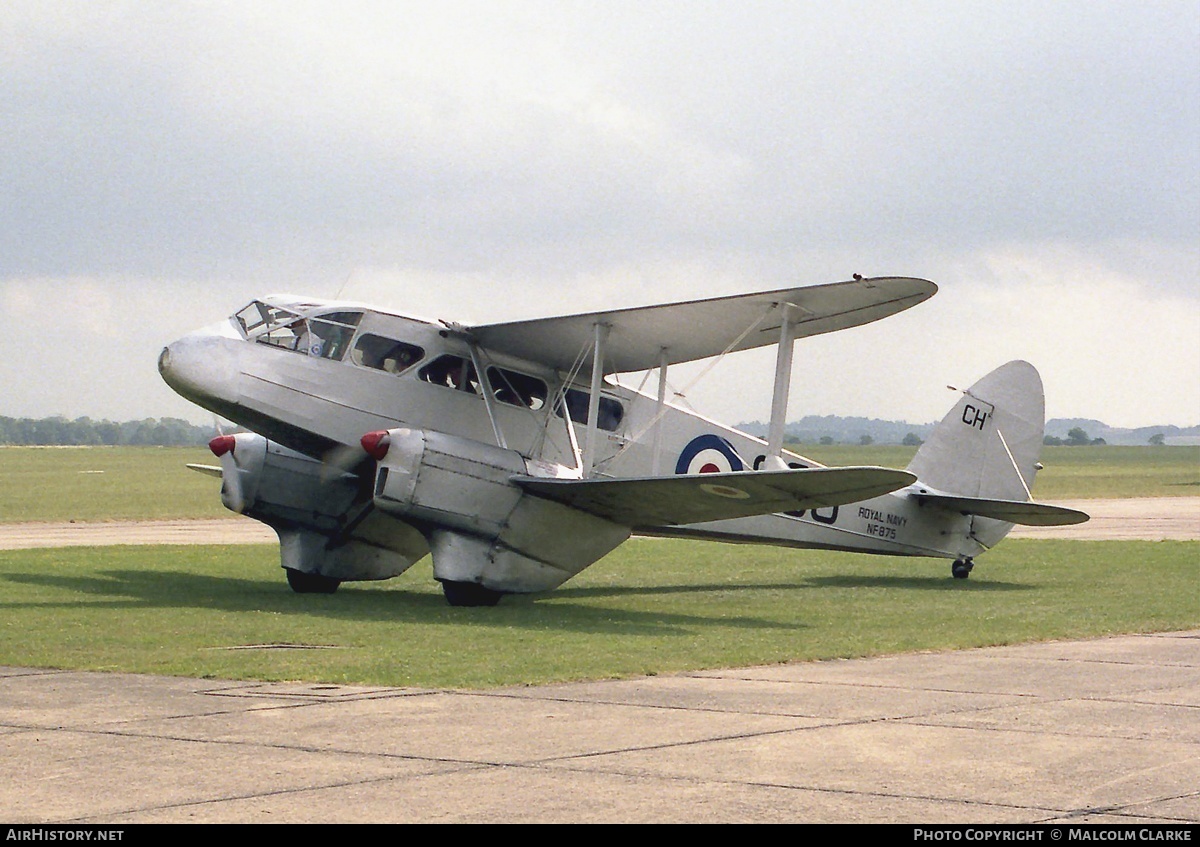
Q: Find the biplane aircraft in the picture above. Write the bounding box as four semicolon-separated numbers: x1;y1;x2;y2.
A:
158;276;1088;606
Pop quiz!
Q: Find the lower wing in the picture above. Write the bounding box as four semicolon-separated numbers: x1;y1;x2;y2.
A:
513;466;916;527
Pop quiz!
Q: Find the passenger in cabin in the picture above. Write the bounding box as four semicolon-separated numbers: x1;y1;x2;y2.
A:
493;382;519;406
443;359;465;390
353;335;420;373
419;355;473;391
384;346;418;373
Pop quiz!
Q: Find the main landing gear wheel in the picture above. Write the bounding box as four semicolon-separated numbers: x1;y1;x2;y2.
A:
951;558;975;580
285;568;342;594
440;580;503;607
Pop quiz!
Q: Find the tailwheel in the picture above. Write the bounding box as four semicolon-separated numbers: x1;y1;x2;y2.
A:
440;580;503;607
285;568;341;594
951;558;974;580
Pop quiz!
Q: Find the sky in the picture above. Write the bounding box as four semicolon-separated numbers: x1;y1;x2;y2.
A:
2;1;1197;430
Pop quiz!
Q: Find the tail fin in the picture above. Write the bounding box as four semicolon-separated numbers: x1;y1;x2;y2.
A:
906;361;1088;545
907;360;1046;501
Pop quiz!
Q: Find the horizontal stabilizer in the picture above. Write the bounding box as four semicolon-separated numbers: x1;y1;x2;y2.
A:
915;492;1090;526
513;466;916;527
186;463;223;479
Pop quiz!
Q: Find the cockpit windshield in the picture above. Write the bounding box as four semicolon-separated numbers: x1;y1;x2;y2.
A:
235;301;304;337
234;300;362;361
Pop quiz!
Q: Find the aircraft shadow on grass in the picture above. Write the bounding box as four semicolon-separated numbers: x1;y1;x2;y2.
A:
0;569;794;636
796;575;1030;591
0;564;1029;640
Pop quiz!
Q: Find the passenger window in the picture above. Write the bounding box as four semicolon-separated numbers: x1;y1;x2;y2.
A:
554;388;624;432
418;355;481;394
486;367;548;411
352;334;424;374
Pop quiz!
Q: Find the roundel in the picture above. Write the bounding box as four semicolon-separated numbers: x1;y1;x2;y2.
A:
675;434;745;475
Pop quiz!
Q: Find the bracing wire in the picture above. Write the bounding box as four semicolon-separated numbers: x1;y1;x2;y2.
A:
596;302;780;471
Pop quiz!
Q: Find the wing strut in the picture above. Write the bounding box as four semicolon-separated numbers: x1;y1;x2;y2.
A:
650;347;669;475
765;305;801;469
468;342;508;450
583;322;610;477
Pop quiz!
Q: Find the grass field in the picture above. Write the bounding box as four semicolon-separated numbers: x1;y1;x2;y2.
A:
0;444;1195;688
0;538;1194;688
0;446;226;522
1;444;1197;523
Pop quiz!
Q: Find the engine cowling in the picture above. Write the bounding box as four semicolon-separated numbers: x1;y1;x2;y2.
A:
208;432;427;582
371;427;528;536
368;428;630;594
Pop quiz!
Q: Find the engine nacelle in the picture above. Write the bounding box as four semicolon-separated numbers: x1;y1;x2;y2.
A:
370;428;630;594
371;427;529;536
212;433;357;523
209;432;427;582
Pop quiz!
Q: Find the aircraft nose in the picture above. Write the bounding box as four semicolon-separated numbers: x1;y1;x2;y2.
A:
158;331;241;409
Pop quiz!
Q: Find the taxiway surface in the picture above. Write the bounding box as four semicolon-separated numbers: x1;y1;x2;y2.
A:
2;631;1198;823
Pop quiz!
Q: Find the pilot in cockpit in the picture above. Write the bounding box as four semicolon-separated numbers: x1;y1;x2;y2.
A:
295;320;323;357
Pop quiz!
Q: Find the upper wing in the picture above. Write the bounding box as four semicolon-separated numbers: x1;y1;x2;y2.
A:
915;492;1091;526
512;466;916;527
470;276;936;373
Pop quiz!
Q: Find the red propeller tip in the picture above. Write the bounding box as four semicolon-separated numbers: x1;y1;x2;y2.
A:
209;434;237;457
361;430;391;460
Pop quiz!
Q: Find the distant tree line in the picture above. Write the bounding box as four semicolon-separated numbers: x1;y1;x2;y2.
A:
0;416;213;447
753;415;1194;446
1044;426;1107;447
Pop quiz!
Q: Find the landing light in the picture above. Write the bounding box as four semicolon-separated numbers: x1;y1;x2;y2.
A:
361;430;391;460
209;435;237;457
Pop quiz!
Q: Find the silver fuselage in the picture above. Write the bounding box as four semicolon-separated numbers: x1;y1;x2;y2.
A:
160;296;991;565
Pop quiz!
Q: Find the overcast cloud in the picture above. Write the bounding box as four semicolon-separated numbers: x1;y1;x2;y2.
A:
2;1;1197;430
